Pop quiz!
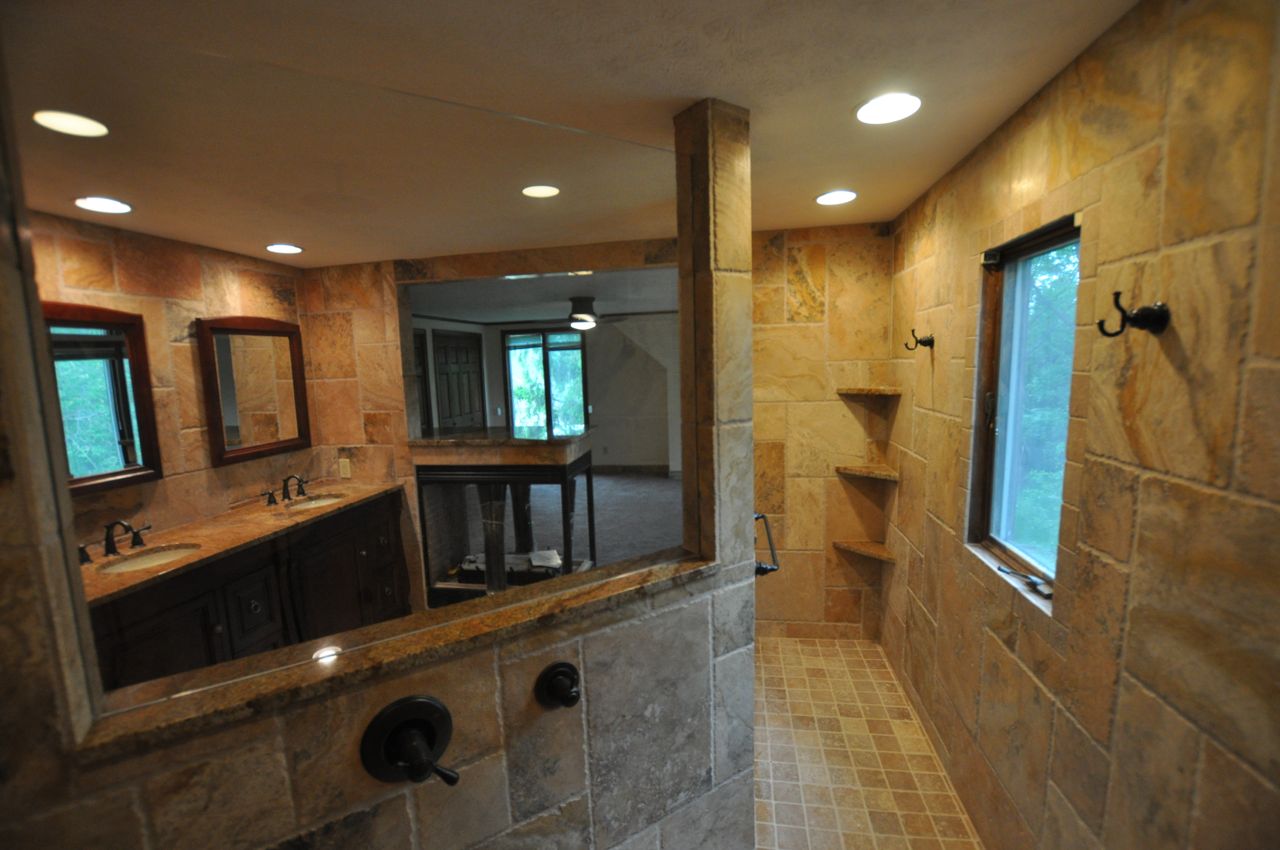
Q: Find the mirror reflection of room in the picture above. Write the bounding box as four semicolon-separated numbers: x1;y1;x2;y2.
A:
5;11;685;695
406;270;683;605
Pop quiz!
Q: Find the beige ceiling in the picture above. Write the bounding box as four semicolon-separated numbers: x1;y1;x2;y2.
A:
2;0;1136;268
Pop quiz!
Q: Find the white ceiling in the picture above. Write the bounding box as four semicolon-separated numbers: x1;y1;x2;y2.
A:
410;268;677;325
1;0;1136;268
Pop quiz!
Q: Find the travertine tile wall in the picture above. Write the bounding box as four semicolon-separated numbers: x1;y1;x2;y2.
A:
751;224;894;639
27;214;414;542
868;1;1279;849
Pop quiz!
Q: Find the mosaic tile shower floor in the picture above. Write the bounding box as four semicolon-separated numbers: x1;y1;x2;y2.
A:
755;637;985;850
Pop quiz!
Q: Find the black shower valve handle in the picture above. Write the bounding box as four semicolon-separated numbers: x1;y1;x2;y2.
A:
535;661;582;709
361;696;459;786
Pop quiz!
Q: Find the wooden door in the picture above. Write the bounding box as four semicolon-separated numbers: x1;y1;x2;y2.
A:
433;331;486;429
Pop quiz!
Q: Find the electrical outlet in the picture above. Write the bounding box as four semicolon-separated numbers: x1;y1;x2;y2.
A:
496;406;503;416
339;458;352;478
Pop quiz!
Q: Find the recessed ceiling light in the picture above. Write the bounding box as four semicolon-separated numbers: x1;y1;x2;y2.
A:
816;189;858;206
856;93;922;125
33;110;108;137
522;184;560;198
74;196;131;214
266;243;303;254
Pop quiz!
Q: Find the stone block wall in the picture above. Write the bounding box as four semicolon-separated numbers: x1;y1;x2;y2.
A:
745;1;1279;846
1;562;756;850
869;1;1280;848
751;224;894;639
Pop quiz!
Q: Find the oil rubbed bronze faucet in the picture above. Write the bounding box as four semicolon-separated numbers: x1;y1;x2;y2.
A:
103;519;151;556
281;474;308;501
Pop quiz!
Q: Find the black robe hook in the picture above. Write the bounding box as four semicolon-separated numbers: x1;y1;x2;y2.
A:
1097;291;1171;338
904;329;935;351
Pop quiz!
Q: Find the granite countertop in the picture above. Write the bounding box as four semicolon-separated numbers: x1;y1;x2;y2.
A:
409;427;592;448
81;481;403;605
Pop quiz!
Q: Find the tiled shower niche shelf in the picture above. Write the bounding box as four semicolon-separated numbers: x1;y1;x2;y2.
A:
835;386;902;399
832;540;895;563
834;464;899;482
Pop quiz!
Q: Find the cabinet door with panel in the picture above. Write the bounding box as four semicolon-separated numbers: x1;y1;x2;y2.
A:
222;558;287;657
289;522;368;641
356;503;410;624
94;590;228;690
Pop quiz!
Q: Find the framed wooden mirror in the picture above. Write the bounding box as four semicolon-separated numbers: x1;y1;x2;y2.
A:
195;317;311;466
43;302;164;494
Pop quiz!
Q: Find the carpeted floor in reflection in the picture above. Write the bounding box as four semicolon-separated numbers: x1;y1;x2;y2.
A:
462;471;683;568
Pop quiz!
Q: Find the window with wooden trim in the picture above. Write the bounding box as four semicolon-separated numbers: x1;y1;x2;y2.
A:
973;218;1080;584
43;302;163;494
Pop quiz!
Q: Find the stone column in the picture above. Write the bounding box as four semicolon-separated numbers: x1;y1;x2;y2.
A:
673;99;754;565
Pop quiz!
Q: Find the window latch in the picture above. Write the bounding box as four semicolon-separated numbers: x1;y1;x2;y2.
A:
996;564;1053;599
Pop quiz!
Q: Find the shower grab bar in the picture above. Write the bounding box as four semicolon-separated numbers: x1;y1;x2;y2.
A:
754;513;780;576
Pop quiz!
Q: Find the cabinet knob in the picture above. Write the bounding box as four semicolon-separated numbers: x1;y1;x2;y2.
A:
212;623;225;635
383;584;393;597
249;600;263;615
379;536;388;547
358;549;368;558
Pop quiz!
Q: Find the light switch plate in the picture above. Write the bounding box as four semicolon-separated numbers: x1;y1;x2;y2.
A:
339;458;352;478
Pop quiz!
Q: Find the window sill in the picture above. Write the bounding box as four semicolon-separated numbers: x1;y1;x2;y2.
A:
965;542;1054;620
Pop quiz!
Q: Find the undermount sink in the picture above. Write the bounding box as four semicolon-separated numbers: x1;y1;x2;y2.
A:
98;543;201;574
284;493;345;510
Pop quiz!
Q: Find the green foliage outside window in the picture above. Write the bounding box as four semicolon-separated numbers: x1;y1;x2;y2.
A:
991;241;1079;575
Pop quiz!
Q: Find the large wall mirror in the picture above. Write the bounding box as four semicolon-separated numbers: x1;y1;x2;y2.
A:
195;317;311;466
3;4;684;705
43;302;163;494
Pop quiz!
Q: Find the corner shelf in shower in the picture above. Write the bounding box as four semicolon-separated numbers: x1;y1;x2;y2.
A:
836;386;902;399
832;540;895;563
835;464;899;482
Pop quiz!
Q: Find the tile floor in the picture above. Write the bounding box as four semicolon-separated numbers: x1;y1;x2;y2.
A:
755;636;985;850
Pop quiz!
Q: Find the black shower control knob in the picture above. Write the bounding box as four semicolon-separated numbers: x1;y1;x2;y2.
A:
361;696;458;786
535;661;582;708
550;672;580;706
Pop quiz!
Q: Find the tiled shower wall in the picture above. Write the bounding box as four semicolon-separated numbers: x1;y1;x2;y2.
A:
751;224;895;639
880;1;1277;848
27;214;414;540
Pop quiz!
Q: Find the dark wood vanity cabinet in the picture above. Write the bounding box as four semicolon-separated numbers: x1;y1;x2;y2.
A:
91;493;409;690
287;497;406;641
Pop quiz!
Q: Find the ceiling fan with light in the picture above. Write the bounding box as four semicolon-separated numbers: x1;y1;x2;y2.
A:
565;296;630;329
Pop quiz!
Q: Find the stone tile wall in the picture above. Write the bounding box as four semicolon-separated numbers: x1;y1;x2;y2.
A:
867;1;1280;848
1;563;756;849
751;224;894;639
27;214;413;541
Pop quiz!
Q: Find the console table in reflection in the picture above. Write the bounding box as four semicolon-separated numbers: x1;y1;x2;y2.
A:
411;429;597;600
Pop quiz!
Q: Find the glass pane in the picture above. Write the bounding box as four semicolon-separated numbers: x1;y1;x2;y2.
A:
506;333;543;349
50;325;108;336
990;240;1079;576
549;348;585;437
54;357;128;478
546;331;582;349
507;340;547;439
